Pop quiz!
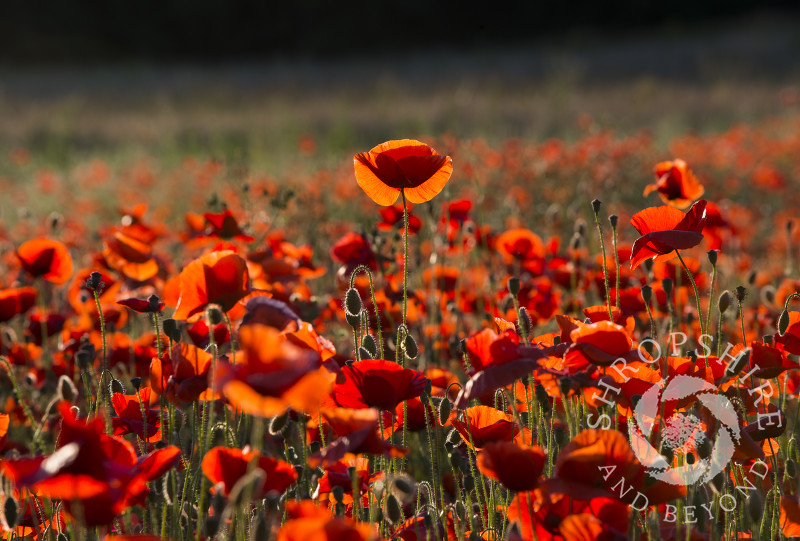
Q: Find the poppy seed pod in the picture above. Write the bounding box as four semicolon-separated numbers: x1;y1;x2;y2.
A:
86;271;104;291
641;285;653;304
718;290;732;314
662;278;673;296
404;333;419;360
707;250;718;266
130;377;142;391
162;318;182;343
344;288;362;316
507;277;521;296
735;285;747;302
345;311;361;328
591;199;602;215
385;494;403;525
779;309;791;335
608;214;618;229
148;294;162;312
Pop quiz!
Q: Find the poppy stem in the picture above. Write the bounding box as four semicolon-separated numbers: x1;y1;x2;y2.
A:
675;250;706;340
401;189;409;329
349;266;384;360
591;201;614;321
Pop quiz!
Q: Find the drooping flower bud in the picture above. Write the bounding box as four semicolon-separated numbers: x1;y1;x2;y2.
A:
718;290;732;314
507;277;521;297
344;288;362;316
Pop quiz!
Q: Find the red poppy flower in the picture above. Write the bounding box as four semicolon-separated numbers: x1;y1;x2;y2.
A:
330;359;428;412
16;238;74;284
629;199;707;270
203;209;255;242
378;204;422;234
277;500;377;541
308;408;407;468
477;441;546;492
150;343;212;404
354;139;453;206
0;287;37;323
103;231;159;282
201;446;297;496
117;295;165;313
315;457;380;506
449;406;530;450
172;250;251;321
495;229;545;271
111;388;162;442
644;159;705;209
331;232;377;270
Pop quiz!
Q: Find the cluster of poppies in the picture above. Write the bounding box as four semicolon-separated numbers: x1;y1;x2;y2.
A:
0;132;799;541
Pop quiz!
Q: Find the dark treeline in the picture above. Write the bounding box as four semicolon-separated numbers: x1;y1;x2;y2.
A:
1;0;797;64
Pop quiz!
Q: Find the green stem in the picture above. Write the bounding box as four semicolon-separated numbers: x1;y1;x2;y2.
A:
401;189;409;328
675;250;706;339
592;209;613;321
349;266;385;360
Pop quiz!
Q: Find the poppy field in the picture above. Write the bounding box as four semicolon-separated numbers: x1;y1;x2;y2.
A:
2;109;800;541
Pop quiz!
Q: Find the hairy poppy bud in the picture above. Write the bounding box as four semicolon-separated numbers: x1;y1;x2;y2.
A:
86;271;103;292
130;377;142;391
332;485;345;503
641;285;652;304
608;214;618;229
446;428;463;447
438;398;452;426
747;490;764;524
57;375;78;402
591;199;602;215
57;533;69;541
111;378;126;395
386;494;403;525
448;451;465;472
404;333;419;360
203;516;220;538
463;475;475;492
518;307;532;337
707;250;718;266
787;458;798;479
344;288;362;316
662;278;673;296
3;496;18;529
735;285;747;302
725;349;750;377
359;346;374;360
361;335;377;357
570;233;582;251
309;441;321;454
455;501;467;520
210;491;227;516
250;515;270;541
162;318;182;343
779;309;791;335
345;311;361;328
718;290;732;314
392;476;415;496
268;412;290;436
507;277;521;296
334;502;346;516
762;286;776;305
644;258;654;273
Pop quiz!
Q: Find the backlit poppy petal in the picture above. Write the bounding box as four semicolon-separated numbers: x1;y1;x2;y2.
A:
16;238;74;284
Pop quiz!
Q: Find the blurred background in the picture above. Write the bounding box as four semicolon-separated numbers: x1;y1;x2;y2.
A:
0;1;799;171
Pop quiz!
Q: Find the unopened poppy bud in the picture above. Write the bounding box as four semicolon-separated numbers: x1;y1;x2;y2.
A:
748;272;756;286
762;286;776;305
332;485;345;503
359;345;374;359
250;515;270;541
386;494;403;525
57;375;78;402
570;233;581;250
392;476;414;496
455;501;467;520
591;199;602;215
457;338;467;356
334;502;346;516
534;384;549;407
86;271;103;291
507;277;521;296
111;378;125;395
404;334;419;359
697;438;712;460
608;214;618;229
448;451;465;471
662;278;673;296
438;398;452;426
574;219;586;237
345;311;361;328
787;458;798;478
644;258;654;273
210;492;227;516
725;350;750;377
463;475;475;492
707;250;718;266
344;288;362;316
518;307;532;336
3;496;18;528
641;285;652;304
347;466;358;480
553;425;567;446
203;516;220;538
130;377;142;391
446;428;463;447
57;533;69;541
162;318;182;343
779;309;791;335
559;377;572;397
268;412;290;436
718;290;732;314
206;306;223;325
361;335;377;357
747;490;764;523
735;285;747;302
309;441;321;454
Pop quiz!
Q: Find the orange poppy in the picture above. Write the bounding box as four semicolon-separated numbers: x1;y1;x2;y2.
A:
644;159;705;209
103;231;159;282
330;359;428;412
309;408;407;467
150;342;212;404
16;238;74;284
277;500;377;541
449;406;530;450
354;139;453;206
629;199;707;270
111;388;162;442
172;250;251;321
